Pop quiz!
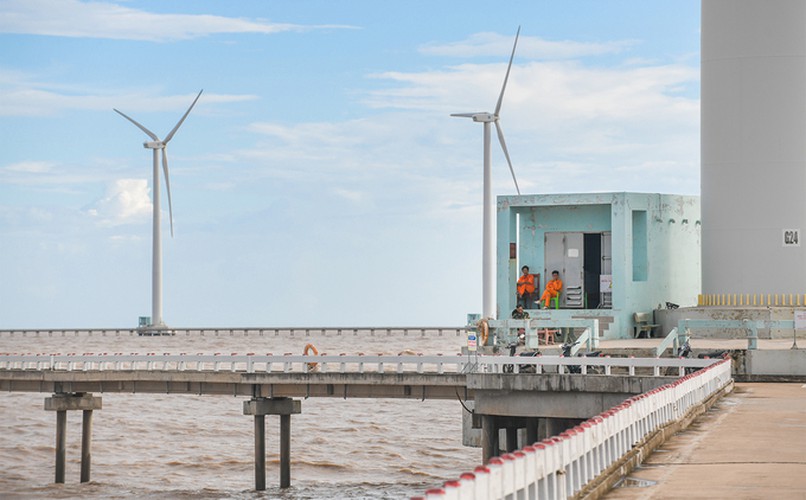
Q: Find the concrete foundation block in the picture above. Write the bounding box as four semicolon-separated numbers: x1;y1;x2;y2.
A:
243;397;301;416
45;394;102;411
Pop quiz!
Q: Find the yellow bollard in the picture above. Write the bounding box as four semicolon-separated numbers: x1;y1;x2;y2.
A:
753;294;757;306
733;293;738;306
790;294;794;307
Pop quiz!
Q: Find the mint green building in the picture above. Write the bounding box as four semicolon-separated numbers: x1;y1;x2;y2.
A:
496;193;701;339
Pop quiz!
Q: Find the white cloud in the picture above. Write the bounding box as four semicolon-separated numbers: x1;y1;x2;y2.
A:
0;77;257;117
420;32;637;60
0;0;354;41
332;188;366;204
5;160;54;173
88;178;152;226
239;54;699;203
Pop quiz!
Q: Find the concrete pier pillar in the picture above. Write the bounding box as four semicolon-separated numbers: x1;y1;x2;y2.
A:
481;415;498;464
254;415;266;491
280;414;291;488
80;410;93;483
544;417;567;438
244;397;301;490
505;427;519;452
44;393;102;484
526;419;539;445
55;410;66;483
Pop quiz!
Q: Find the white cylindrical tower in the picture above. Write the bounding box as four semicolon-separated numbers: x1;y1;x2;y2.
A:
702;0;806;296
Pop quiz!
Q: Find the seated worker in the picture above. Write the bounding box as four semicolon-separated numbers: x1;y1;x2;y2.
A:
540;270;563;308
511;303;530;319
511;304;529;344
516;265;536;308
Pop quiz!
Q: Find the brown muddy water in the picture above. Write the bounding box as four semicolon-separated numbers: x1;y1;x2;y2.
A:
0;330;477;499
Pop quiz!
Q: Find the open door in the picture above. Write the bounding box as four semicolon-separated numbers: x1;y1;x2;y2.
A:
544;232;584;308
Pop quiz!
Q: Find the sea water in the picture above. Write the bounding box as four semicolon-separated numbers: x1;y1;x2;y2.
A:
0;330;477;499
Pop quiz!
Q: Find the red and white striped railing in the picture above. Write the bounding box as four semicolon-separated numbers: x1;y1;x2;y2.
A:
414;358;732;499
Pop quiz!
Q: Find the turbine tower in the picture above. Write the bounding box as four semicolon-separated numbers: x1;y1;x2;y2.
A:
452;27;521;320
114;90;203;329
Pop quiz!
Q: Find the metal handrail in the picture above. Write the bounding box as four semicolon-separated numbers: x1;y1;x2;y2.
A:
0;353;718;376
0;326;468;337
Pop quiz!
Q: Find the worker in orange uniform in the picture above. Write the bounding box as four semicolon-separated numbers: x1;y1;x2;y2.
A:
516;265;536;308
540;270;563;308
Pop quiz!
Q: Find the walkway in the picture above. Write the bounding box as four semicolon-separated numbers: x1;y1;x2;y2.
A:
604;383;806;499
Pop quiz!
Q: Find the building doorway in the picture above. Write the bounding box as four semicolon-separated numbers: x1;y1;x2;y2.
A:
544;231;612;309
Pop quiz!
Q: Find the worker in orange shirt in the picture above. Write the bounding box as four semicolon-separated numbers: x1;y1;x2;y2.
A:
540;270;563;308
516;265;536;308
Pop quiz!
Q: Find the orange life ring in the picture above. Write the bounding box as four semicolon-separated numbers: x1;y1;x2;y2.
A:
477;319;489;346
303;343;319;371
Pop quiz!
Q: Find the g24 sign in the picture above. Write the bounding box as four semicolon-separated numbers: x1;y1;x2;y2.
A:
783;229;801;247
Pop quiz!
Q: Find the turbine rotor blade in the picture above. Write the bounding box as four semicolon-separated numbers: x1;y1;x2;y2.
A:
161;148;175;237
114;109;158;141
164;89;203;144
495;120;520;195
494;26;521;117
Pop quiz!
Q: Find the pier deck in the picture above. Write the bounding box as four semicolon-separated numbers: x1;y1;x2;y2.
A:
604;382;806;499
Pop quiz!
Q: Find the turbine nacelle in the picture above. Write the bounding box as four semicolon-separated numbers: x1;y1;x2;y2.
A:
451;112;497;123
144;140;165;149
472;113;496;123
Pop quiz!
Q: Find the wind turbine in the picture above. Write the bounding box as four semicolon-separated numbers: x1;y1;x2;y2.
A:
114;90;203;329
452;27;521;320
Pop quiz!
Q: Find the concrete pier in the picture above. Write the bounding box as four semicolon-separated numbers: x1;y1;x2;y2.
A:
505;426;518;453
481;415;498;464
243;397;301;490
81;409;93;482
44;393;101;483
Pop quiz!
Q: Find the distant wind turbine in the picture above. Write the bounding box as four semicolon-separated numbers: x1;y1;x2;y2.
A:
452;27;521;320
114;90;203;329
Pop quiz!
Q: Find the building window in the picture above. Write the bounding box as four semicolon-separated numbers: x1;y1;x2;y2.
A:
632;210;648;281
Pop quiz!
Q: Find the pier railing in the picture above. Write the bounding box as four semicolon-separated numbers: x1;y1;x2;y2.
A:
0;326;466;337
0;352;717;376
414;358;732;500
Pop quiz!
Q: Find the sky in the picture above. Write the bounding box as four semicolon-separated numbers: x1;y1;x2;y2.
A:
0;0;701;329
